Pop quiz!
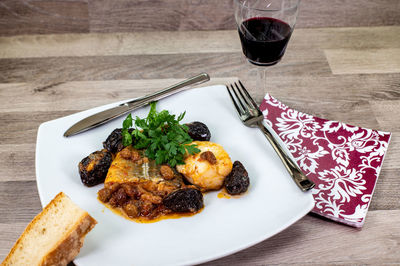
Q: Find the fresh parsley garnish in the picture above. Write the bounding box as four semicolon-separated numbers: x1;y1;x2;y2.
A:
122;102;200;167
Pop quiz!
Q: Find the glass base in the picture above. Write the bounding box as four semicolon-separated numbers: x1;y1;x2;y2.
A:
247;58;280;66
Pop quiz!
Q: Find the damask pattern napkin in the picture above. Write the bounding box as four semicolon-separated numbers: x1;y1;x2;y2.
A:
259;94;391;227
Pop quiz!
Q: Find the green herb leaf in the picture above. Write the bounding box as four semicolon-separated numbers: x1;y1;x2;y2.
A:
121;129;132;146
120;102;200;166
123;114;133;129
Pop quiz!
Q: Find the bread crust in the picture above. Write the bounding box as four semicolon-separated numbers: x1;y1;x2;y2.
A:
1;192;97;266
41;214;97;266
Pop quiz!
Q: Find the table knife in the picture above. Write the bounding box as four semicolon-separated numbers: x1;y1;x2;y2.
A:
64;73;210;137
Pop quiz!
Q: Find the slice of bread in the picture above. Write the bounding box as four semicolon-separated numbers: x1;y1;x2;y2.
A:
1;192;97;266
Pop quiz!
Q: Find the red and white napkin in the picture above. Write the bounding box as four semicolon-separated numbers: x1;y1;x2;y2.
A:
260;94;391;227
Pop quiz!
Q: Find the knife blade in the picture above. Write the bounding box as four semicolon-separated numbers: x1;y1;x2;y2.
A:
64;73;210;137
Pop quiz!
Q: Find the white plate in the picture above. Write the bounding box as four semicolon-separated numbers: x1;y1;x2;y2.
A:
36;85;314;266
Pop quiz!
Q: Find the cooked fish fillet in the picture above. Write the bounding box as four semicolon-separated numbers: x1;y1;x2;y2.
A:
105;146;182;187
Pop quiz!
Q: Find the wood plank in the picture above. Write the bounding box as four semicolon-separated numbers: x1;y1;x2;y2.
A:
1;73;398;113
0;0;398;36
0;144;36;182
202;210;400;265
0;83;385;130
88;0;187;32
0;111;70;145
325;48;400;74
0;51;330;84
0;222;29;261
371;100;400;132
0;31;241;59
369;169;400;210
0;181;42;224
296;0;400;28
1;27;399;59
381;133;400;170
88;0;400;32
0;78;237;112
1;75;398;124
0;0;89;36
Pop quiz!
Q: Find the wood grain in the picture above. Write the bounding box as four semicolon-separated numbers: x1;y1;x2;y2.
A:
0;51;329;84
0;144;36;182
371;100;400;132
369;169;400;210
1;27;399;59
88;0;400;32
0;0;89;36
0;31;241;59
1;76;398;128
0;0;398;36
0;223;31;259
0;181;41;224
325;48;400;74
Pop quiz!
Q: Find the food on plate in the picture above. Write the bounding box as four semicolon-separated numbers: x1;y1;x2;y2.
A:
186;121;211;141
176;141;233;191
79;149;112;187
97;145;203;220
224;161;250;195
1;192;96;266
78;102;250;222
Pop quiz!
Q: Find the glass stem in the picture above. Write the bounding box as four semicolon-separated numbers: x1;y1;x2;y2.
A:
256;67;267;104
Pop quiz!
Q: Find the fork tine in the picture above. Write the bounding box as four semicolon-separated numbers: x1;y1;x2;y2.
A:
233;82;252;108
226;84;246;116
230;84;248;114
238;80;260;111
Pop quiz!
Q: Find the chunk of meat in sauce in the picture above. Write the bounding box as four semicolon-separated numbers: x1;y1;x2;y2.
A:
140;193;162;204
140;201;155;216
109;187;128;207
121;183;137;198
98;187;112;203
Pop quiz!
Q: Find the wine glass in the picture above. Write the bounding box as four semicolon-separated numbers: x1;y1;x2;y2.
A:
234;0;300;102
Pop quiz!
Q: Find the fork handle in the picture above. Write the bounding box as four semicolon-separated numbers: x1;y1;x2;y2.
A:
257;122;315;192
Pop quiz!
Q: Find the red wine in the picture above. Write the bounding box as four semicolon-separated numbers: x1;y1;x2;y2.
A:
238;17;292;66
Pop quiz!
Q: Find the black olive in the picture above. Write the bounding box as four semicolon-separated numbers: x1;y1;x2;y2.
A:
224;161;250;195
186;121;211;141
78;149;112;187
163;188;203;212
103;128;134;154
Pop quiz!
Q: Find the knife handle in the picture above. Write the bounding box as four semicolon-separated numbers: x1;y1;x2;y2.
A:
125;73;210;108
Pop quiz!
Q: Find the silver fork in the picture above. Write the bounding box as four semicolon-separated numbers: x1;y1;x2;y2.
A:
227;81;315;192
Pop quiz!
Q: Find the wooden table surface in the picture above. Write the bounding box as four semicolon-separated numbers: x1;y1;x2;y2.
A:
1;0;399;265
